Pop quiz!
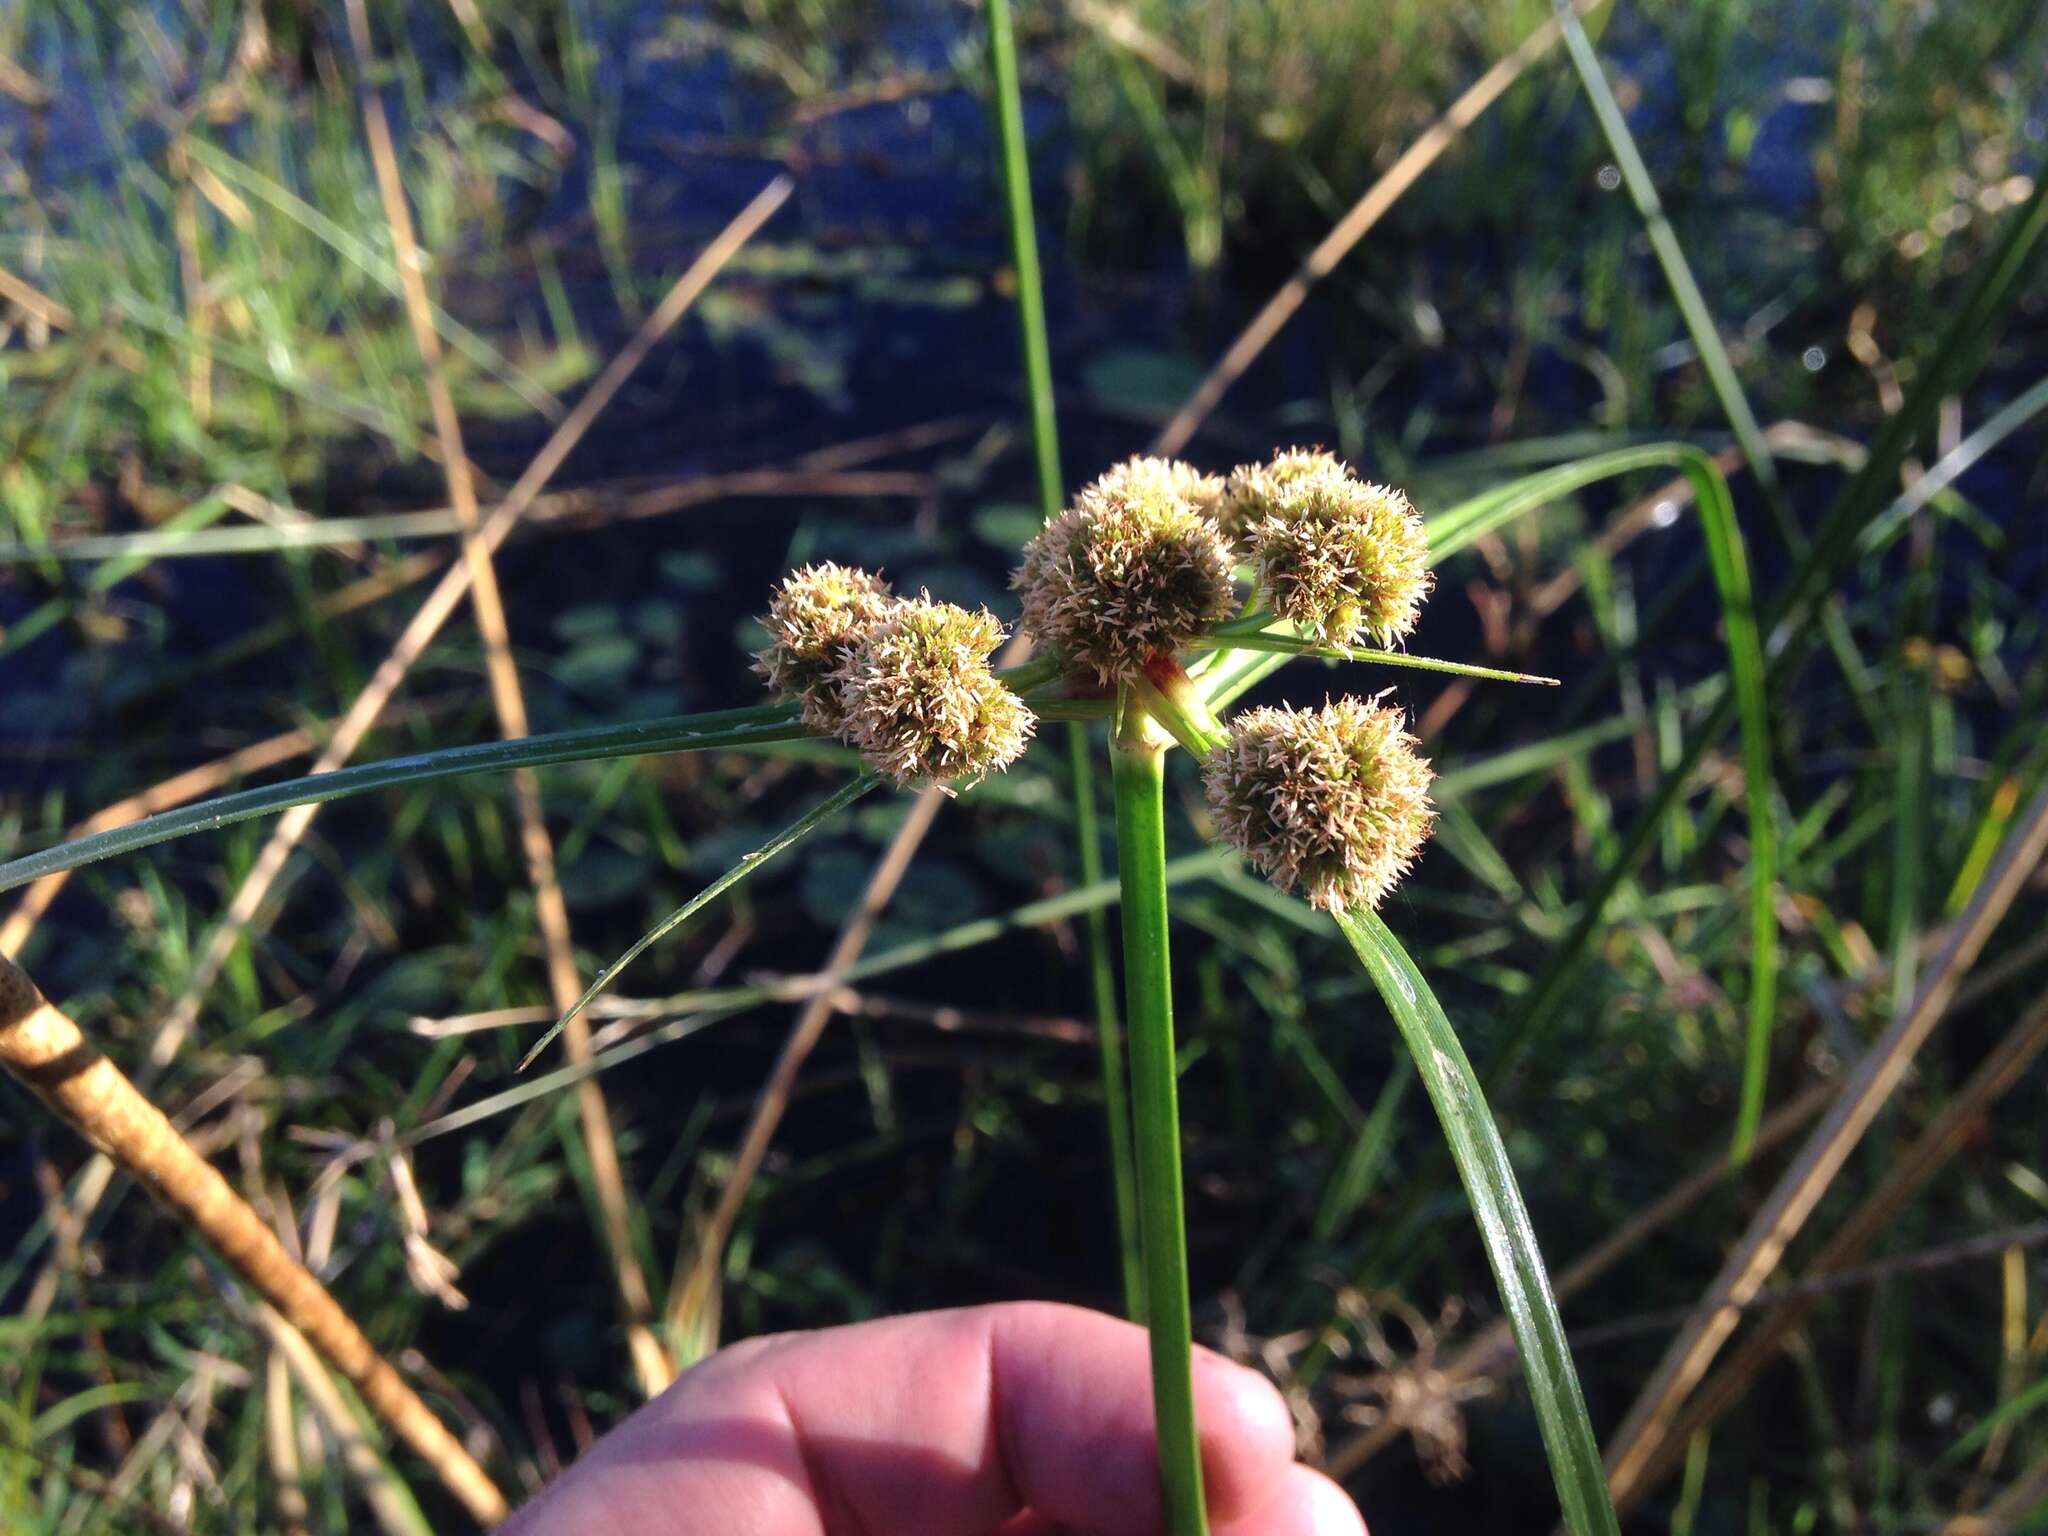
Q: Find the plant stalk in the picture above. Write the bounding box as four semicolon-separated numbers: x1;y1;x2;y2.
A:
1112;700;1209;1536
985;0;1142;1318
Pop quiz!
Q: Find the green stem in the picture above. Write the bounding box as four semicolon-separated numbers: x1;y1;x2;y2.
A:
985;0;1143;1319
1074;725;1145;1320
984;0;1060;510
1111;702;1209;1536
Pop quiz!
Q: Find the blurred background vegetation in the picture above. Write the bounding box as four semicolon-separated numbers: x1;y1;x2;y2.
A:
2;0;2045;1530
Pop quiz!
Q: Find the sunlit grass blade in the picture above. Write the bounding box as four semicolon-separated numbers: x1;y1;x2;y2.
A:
1554;3;1793;547
518;774;884;1071
1857;371;2048;553
1490;175;2048;1089
1195;626;1559;686
0;704;807;894
182;137;565;420
0;507;473;562
1333;906;1620;1536
1427;442;1710;561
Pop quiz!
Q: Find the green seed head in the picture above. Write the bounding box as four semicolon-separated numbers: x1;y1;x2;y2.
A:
1216;447;1352;543
1013;456;1238;682
1249;469;1431;648
1203;697;1435;912
754;563;898;732
832;595;1035;790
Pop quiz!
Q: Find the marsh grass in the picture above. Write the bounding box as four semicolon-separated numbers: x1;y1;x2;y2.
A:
2;2;2047;1532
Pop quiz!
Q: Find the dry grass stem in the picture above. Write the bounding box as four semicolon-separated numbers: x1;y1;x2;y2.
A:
1153;0;1609;456
1617;983;2048;1506
0;953;508;1526
346;0;670;1394
1602;783;2048;1508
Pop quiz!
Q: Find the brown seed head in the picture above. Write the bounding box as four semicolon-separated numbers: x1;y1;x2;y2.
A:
1203;696;1434;912
1216;447;1352;542
1249;471;1430;648
754;563;898;732
1013;456;1238;682
832;595;1035;790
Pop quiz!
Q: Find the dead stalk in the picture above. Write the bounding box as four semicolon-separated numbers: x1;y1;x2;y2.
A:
1603;783;2048;1508
1152;0;1608;456
345;0;671;1395
0;953;507;1527
1616;982;2048;1507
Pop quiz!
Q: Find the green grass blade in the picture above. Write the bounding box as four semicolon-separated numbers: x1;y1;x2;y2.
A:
1333;906;1620;1536
518;774;883;1070
1680;450;1777;1165
1194;627;1558;687
1943;1374;2048;1465
984;0;1061;524
0;704;806;894
987;0;1142;1321
1554;3;1793;545
1489;174;2048;1088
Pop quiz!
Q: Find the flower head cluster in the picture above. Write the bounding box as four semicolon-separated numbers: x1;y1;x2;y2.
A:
1203;697;1435;912
754;563;899;732
1242;456;1431;649
1013;456;1237;682
1215;447;1352;543
830;595;1034;790
756;568;1033;789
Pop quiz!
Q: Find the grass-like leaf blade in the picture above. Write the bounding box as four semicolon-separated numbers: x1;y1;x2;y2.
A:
518;773;884;1071
0;704;807;895
1333;905;1620;1536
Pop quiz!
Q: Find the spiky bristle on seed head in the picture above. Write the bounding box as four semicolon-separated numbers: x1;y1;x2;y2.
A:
832;595;1034;790
1216;447;1352;542
1249;472;1431;648
1013;455;1238;683
1203;696;1435;912
754;563;898;732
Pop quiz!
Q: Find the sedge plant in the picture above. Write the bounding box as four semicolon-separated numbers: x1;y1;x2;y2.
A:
0;446;1638;1533
715;451;1617;1535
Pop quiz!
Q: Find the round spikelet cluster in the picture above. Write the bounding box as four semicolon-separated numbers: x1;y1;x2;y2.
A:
1203;697;1435;912
1013;456;1237;682
831;595;1034;790
1215;447;1352;543
754;563;898;732
1248;465;1431;648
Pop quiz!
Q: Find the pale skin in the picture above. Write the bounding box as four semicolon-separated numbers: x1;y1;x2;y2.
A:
505;1302;1367;1536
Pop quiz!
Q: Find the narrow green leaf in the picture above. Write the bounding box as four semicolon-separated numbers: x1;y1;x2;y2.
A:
1554;3;1794;549
0;704;807;894
1943;1374;2048;1464
1333;906;1620;1536
1195;626;1559;687
518;774;883;1071
1490;175;2048;1088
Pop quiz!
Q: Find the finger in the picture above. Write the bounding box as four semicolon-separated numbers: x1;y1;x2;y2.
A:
504;1301;1298;1536
1215;1466;1367;1536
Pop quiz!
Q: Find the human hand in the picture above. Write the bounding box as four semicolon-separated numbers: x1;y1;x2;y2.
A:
504;1301;1365;1535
